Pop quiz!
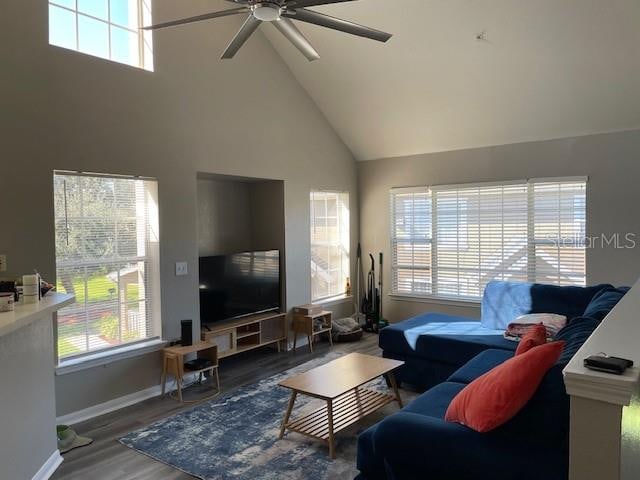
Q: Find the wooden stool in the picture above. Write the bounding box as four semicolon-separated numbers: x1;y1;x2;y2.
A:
292;311;333;353
161;341;219;402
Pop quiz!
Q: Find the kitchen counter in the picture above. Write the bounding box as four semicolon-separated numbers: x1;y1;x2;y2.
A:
0;291;74;479
0;292;74;338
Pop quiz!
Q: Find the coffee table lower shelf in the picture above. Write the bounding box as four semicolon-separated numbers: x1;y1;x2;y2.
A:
278;353;404;459
283;388;396;448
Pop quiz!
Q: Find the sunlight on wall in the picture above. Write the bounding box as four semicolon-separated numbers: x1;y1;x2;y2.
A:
622;389;640;479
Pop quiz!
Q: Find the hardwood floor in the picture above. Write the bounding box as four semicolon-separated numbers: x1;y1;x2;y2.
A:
52;334;381;480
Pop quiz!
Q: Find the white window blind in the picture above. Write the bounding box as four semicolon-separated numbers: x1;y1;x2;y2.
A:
530;179;587;286
432;182;530;299
53;172;161;360
310;191;350;302
390;188;432;296
48;0;154;71
390;178;587;300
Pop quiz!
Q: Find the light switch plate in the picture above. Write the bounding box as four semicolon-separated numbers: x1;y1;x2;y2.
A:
0;255;6;272
175;262;188;276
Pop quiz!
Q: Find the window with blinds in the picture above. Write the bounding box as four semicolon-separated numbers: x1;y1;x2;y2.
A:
530;180;587;285
53;172;161;360
390;178;586;300
48;0;154;71
390;188;432;295
310;191;350;302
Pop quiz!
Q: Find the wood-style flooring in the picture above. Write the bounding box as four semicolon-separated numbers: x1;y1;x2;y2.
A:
52;334;381;480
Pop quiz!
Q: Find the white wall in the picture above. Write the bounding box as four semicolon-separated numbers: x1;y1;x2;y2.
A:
358;130;640;323
267;0;640;160
0;0;357;416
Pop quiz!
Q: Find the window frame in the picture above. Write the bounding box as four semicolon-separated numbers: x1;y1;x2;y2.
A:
310;190;351;303
53;170;162;365
390;177;587;302
48;0;154;71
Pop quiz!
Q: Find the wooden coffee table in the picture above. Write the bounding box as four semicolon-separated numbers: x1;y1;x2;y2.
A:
277;352;404;458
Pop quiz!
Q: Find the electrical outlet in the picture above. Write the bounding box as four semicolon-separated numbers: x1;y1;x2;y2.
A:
0;255;6;272
175;262;188;276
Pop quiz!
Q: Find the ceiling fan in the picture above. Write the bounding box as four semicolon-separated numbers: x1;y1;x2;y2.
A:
143;0;392;62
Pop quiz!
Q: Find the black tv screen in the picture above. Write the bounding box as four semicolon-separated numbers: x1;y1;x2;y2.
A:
199;250;281;324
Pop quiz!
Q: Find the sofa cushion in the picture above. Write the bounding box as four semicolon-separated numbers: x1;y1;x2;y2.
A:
448;356;569;447
582;286;630;321
379;312;516;365
356;424;386;480
398;364;569;446
357;365;570;480
481;280;612;329
447;349;514;384
554;316;601;365
445;341;565;432
371;411;569;480
493;364;569;448
404;381;467;418
382;350;462;389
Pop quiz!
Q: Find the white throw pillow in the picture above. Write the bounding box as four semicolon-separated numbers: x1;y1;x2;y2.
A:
512;313;567;336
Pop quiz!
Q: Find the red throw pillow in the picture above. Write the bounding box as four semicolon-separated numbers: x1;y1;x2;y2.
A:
515;323;547;356
445;341;565;432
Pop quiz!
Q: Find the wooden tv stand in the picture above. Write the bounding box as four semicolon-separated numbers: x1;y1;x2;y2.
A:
201;311;287;359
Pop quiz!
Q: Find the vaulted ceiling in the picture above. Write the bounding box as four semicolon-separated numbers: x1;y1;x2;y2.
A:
263;0;640;160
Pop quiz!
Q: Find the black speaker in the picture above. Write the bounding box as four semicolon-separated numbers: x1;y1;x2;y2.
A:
181;319;193;346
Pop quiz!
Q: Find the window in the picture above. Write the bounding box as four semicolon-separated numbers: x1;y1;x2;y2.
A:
389;187;432;295
53;172;161;361
390;178;586;300
310;191;350;302
49;0;154;71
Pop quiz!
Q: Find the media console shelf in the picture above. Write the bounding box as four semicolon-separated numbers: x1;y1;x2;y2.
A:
201;311;287;359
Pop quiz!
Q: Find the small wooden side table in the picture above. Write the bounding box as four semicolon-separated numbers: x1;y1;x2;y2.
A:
161;341;219;402
292;310;333;353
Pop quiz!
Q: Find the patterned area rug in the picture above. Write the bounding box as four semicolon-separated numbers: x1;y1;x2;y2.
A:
120;352;414;480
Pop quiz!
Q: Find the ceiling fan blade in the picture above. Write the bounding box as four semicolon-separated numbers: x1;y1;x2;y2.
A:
287;0;357;8
142;7;248;31
284;8;392;42
272;17;320;62
221;15;262;59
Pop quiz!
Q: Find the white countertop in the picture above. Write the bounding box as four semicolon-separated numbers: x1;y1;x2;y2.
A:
0;292;75;338
563;279;640;406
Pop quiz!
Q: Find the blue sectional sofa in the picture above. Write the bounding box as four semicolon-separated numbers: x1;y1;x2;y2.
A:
356;281;629;480
379;281;611;390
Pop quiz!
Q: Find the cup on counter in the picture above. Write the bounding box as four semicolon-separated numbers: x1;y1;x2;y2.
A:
22;274;39;304
0;292;15;312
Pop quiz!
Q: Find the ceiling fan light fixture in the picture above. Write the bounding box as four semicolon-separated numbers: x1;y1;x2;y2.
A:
144;0;393;61
252;3;282;22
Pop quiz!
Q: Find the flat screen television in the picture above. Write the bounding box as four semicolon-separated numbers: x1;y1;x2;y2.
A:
199;250;281;324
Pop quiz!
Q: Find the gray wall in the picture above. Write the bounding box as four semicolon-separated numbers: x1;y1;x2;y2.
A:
0;0;357;416
358;130;640;323
250;181;287;307
197;176;287;257
197;178;254;256
250;181;286;254
0;318;58;480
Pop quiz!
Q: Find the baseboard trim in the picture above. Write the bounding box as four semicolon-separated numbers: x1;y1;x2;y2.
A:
32;450;63;480
56;372;200;426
